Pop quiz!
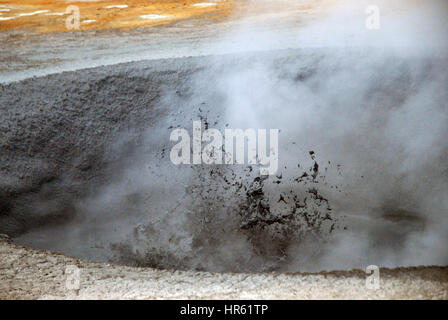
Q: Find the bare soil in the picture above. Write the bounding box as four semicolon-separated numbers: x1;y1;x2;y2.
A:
1;240;447;299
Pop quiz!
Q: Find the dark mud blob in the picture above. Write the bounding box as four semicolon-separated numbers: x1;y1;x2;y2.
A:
110;113;345;271
0;234;12;243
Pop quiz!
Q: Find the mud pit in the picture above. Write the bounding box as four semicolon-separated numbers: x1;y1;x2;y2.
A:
1;49;447;273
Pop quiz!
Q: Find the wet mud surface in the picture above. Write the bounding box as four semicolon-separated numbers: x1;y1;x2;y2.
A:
1;48;447;272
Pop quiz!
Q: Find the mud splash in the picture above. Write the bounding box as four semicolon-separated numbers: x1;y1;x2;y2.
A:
1;49;447;273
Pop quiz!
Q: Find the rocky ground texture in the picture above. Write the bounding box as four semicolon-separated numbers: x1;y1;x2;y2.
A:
1;239;447;299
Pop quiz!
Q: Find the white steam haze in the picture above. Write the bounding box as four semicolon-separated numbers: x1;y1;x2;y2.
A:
15;0;448;272
215;0;448;271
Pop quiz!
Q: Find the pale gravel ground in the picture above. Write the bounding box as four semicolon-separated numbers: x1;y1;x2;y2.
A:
0;0;337;84
1;240;447;299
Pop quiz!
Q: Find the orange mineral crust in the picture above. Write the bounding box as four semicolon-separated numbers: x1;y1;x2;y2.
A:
0;1;237;34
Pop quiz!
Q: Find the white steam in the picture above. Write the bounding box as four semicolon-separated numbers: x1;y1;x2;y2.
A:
192;0;448;270
17;0;448;272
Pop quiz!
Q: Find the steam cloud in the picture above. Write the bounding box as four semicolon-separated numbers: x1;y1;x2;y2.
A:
15;0;448;272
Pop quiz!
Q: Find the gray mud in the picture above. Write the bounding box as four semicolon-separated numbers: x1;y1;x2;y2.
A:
1;49;447;272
